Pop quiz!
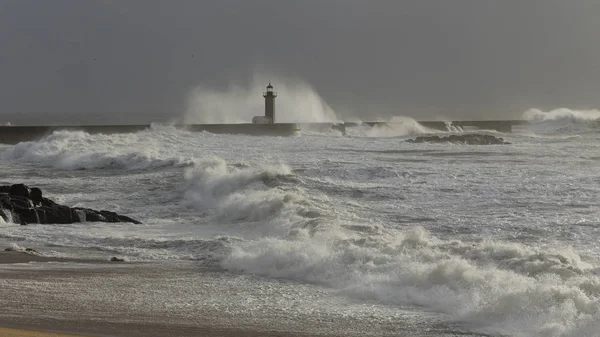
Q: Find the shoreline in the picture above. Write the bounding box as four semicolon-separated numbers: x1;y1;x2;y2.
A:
0;322;326;337
0;327;88;337
0;252;358;337
0;250;477;337
0;251;119;265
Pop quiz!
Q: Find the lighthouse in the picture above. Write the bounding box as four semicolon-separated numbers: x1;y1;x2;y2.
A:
263;82;277;123
253;83;277;124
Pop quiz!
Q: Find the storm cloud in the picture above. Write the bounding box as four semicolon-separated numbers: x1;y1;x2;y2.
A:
1;0;600;124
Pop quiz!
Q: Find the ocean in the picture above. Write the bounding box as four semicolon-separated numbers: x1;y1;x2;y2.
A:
0;108;599;337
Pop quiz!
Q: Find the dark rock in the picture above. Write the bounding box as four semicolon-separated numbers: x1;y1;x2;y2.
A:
406;134;510;145
30;187;43;206
4;247;39;254
110;257;125;262
118;215;141;224
9;183;31;199
25;248;38;254
0;184;141;225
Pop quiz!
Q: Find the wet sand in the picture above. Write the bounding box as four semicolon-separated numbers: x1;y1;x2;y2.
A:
0;327;87;337
0;251;107;264
0;252;352;337
0;251;476;337
0;321;322;337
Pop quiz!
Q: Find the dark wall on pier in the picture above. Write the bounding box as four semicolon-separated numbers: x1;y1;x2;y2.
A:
0;124;302;144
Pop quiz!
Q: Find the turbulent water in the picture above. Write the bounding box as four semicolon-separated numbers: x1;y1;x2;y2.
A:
1;109;600;336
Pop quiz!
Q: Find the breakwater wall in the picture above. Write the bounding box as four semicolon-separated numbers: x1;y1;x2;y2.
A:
345;120;528;133
0;123;304;144
0;120;528;144
418;120;528;133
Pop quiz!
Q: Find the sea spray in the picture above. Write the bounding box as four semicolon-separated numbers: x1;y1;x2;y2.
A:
183;73;339;124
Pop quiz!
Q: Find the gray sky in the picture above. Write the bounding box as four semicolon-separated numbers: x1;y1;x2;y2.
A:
1;0;600;124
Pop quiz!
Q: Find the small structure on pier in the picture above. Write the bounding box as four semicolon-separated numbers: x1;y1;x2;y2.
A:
253;83;277;124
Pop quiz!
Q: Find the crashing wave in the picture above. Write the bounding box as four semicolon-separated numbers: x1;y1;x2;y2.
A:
223;226;600;337
521;108;600;135
344;116;439;138
182;158;325;236
0;129;196;170
524;108;600;123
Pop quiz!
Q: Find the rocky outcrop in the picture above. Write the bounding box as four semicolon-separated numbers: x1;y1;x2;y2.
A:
406;134;510;145
0;184;141;225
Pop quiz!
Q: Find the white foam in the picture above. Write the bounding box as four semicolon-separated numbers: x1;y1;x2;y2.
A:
345;116;439;138
522;108;600;135
182;158;316;238
0;128;196;170
0;209;15;225
5;242;24;251
223;226;600;337
524;108;600;123
443;121;465;133
183;158;292;209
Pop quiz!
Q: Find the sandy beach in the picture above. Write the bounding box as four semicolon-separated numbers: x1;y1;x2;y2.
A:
0;251;108;264
0;251;431;337
0;252;300;337
0;327;87;337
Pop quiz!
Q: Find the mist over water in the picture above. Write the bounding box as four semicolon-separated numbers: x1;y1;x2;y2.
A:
183;73;339;124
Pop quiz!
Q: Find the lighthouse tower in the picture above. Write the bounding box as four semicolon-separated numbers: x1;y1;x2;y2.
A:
252;83;277;124
263;83;277;123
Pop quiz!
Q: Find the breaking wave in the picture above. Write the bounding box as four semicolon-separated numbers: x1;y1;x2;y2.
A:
223;226;600;337
524;108;600;123
182;158;326;237
345;117;440;138
148;155;600;337
522;108;600;135
0;127;196;170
